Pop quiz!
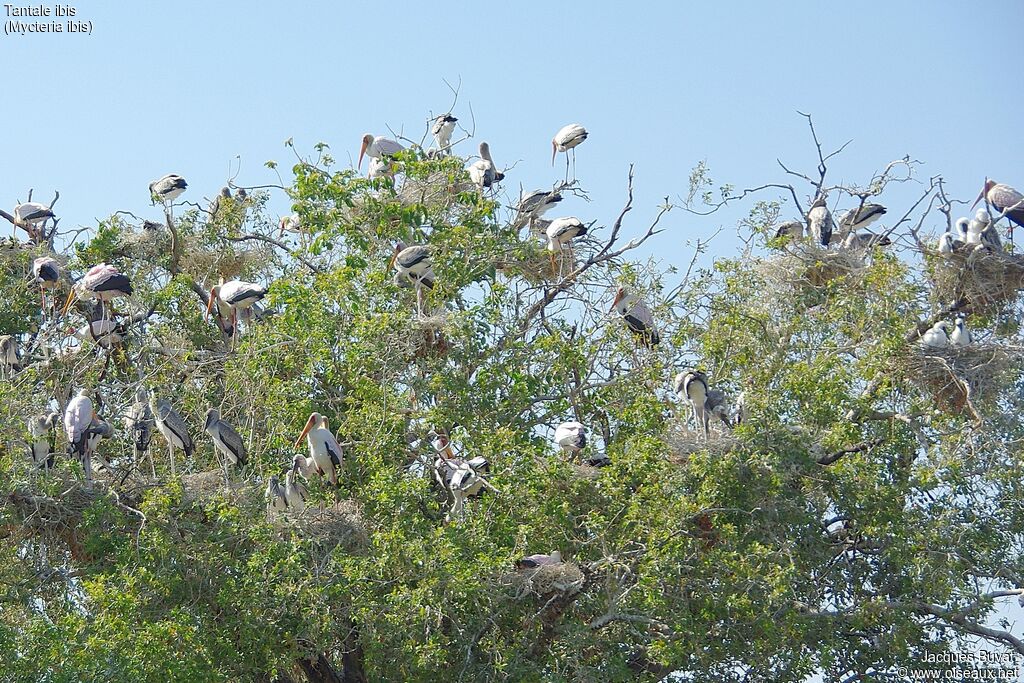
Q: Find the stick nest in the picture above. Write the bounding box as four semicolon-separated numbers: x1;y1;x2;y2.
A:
903;342;1014;416
294;500;369;552
179;470;250;504
757;244;866;292
930;248;1024;314
495;246;575;285
666;419;739;465
503;562;585;600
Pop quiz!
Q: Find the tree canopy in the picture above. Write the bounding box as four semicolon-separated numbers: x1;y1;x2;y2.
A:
2;114;1024;683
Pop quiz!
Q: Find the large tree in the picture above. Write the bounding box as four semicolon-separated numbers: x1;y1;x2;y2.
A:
2;117;1023;682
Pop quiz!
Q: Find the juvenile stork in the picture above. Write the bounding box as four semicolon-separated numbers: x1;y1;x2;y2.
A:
204;408;247;484
949;315;973;347
467;141;504;190
368;156;396;180
772;220;804;241
0;335;22;378
968;209;1001;251
807;197;835;247
151;395;193;478
295;412;343;487
125;387;154;476
27;411;59;470
206;279;267;334
63;263;133;318
70;319;123;349
973;179;1024;240
284;459;308;511
841;232;892;251
513;189;563;232
358;134;404;171
920;321;950;349
545;217;588;276
432;114;458;152
516;550;563;569
278;213;301;238
85;418;115;472
938;221;968;255
32;256;61;312
674;370;710;440
149;174;188;206
291;453;316;480
391;242;435;315
64;389;95;484
266;475;289;513
611;287;660;347
554;422;586;457
552;123;588;181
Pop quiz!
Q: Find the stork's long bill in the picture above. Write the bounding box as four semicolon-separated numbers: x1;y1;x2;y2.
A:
551;141;558;166
358;136;370;168
205;288;217;321
295;413;317;448
972;179;995;210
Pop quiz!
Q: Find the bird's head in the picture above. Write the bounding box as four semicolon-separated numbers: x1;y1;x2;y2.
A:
479;141;491;159
219;187;231;199
388;242;405;269
955;217;970;236
204;408;220;430
972;179;996;210
205;285;222;322
610;286;627;313
975;209;991;224
358;133;374;168
291;453;304;471
295;412;322;448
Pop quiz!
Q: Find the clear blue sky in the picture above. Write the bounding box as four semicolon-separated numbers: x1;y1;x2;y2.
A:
3;1;1024;676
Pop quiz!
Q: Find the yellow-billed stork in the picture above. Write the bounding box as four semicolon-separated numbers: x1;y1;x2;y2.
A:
32;256;61;311
149;174;187;206
554;421;586;456
973;179;1024;239
63;263;133;317
391;242;435;315
516;550;563;569
295;412;343;487
206;279;267;334
64;389;95;483
610;287;659;347
552;123;588;180
513;189;563;232
467;142;504;190
358;134;404;170
838;203;887;236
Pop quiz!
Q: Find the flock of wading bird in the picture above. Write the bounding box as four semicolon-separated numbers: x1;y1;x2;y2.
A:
5;111;1024;567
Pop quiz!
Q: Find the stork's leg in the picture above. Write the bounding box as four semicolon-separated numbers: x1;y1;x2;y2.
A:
564;154;571;184
168;444;176;478
221;452;230;488
548;251;557;280
83;451;93;487
415;284;424;317
148;448;157;479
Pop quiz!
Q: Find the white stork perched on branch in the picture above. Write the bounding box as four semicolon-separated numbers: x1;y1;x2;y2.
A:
32;256;61;312
13;201;56;240
27;411;59;470
552;123;588;181
63;263;133;318
151;395;193;478
611;287;659;347
432;114;457;153
358;134;404;171
295;412;343;487
391;242;435;315
204;408;247;485
206;279;267;336
545;217;587;276
149;174;187;208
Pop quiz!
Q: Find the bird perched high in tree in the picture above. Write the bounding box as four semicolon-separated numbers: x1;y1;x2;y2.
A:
610;287;660;347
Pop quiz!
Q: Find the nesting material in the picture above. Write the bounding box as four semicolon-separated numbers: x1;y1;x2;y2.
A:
931;248;1024;314
504;562;585;600
495;247;575;284
757;243;866;290
904;343;1013;416
295;500;369;552
666;419;738;465
179;469;249;504
182;238;270;281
